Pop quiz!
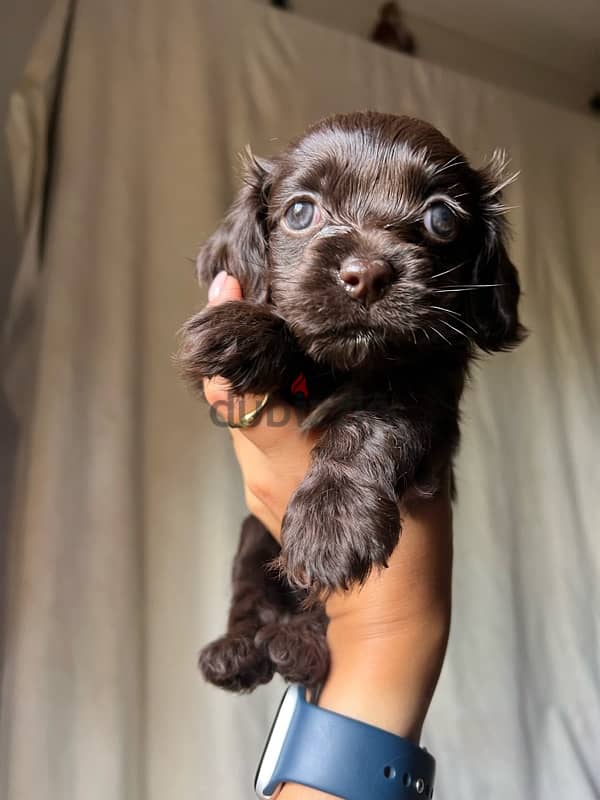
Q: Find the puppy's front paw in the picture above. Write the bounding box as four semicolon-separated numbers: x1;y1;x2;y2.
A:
199;633;274;693
279;475;401;597
178;301;294;396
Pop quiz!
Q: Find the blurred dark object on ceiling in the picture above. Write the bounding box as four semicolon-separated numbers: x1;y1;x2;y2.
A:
589;92;600;114
371;1;416;55
271;0;291;9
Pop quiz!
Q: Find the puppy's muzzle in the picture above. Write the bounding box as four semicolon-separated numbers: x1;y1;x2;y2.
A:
339;257;393;306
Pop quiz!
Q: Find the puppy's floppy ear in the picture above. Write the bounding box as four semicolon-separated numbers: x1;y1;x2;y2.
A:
466;150;527;352
196;148;273;302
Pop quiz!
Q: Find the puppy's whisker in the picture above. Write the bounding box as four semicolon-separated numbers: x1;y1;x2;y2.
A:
431;304;461;316
429;326;452;346
439;283;505;289
458;319;479;335
420;328;431;343
430;306;479;335
438;318;471;341
429;262;466;280
433;283;505;293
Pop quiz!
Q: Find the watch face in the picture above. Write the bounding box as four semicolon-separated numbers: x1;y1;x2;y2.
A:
254;685;303;799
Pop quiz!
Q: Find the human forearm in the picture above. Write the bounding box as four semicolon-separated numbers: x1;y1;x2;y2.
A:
320;607;451;742
279;492;453;799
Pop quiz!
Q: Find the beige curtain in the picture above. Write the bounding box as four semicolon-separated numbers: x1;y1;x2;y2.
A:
2;0;599;798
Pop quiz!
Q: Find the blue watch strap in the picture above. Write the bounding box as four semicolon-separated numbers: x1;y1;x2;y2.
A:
264;685;435;799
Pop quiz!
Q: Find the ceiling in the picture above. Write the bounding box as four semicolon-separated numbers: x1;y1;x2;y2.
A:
400;0;600;86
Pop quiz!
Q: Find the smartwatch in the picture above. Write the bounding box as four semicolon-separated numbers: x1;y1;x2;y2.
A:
255;684;436;799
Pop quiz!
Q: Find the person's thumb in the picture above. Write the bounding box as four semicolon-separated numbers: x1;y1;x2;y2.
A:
207;270;242;306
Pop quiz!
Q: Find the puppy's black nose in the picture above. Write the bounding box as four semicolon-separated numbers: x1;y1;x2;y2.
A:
339;258;393;305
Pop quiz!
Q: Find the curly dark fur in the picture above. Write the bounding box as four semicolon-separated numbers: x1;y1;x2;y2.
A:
198;516;329;691
180;112;525;691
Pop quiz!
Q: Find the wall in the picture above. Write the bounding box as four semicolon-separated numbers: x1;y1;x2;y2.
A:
259;0;595;113
1;0;52;323
0;0;53;673
1;0;594;325
0;0;593;599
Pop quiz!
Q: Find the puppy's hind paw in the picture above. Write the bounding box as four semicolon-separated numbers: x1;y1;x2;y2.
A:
255;615;330;688
199;633;274;693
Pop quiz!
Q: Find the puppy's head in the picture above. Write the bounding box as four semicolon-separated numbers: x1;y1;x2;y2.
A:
196;112;525;368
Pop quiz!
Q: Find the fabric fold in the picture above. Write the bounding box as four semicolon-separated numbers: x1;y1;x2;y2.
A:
1;1;598;798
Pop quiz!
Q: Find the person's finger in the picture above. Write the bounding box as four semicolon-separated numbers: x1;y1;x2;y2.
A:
201;271;314;531
203;272;309;451
231;430;312;532
204;272;272;428
203;374;288;437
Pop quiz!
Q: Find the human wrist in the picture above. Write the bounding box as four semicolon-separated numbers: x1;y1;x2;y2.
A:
270;575;450;800
319;605;450;742
272;648;446;800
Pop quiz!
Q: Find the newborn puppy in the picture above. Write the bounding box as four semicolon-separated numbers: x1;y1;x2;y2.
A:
179;112;525;691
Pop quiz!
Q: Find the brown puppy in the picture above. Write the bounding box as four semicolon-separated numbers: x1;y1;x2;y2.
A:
179;112;525;692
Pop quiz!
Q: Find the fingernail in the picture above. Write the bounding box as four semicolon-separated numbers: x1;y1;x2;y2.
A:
208;270;228;302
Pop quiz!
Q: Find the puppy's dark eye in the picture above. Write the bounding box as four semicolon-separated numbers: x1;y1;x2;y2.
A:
284;200;320;231
424;203;458;241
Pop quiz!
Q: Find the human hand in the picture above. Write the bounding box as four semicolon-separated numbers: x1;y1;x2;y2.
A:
203;271;453;800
